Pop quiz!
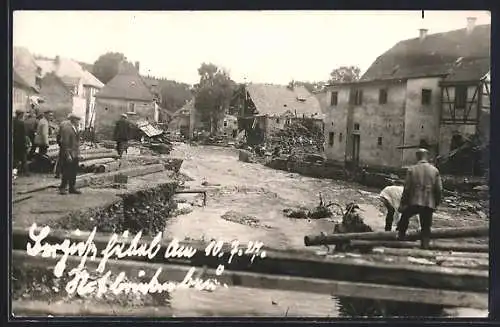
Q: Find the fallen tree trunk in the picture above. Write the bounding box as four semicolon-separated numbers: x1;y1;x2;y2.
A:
304;226;489;246
346;240;489;253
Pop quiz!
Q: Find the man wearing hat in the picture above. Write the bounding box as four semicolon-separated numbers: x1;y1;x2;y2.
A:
58;113;82;194
114;113;130;158
34;110;52;156
13;109;29;175
397;148;443;249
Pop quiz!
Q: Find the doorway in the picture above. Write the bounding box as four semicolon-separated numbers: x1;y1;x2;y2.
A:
352;134;360;166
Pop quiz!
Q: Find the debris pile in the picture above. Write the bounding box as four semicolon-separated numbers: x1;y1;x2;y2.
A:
221;210;272;229
264;122;324;158
283;193;340;219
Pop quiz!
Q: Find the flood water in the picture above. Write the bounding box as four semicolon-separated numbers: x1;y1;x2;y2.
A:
161;144;486;318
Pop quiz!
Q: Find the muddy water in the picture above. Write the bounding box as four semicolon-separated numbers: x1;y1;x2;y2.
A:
162;144;484;318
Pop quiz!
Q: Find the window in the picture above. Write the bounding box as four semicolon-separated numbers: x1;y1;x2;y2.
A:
379;89;388;104
339;133;343;142
455;86;467;109
354;123;360;130
223;120;228;127
128;102;135;112
350;90;363;105
276;118;280;124
328;132;334;146
421;89;432;105
377;137;383;146
330;91;338;106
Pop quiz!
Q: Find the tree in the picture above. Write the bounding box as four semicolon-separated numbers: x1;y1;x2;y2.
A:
328;66;361;84
194;63;237;134
92;52;129;84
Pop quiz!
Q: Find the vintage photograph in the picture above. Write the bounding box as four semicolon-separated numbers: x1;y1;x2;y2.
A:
11;10;490;318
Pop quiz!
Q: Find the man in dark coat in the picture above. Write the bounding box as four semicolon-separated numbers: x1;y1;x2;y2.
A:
58;114;82;195
13;109;28;175
397;148;443;249
24;108;38;159
114;113;130;158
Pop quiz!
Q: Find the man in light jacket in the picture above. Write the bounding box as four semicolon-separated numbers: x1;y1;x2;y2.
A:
34;111;51;156
58;114;82;195
397;148;443;249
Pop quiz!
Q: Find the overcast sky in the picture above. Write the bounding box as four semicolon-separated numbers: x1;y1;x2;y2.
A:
13;10;490;85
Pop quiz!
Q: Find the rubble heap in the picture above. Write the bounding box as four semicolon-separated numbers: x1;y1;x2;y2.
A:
263;121;324;158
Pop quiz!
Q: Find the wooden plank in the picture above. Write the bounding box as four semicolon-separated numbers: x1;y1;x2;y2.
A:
15;173;96;195
12;301;172;317
371;247;489;259
347;240;489;253
12;251;488;310
12;227;488;292
304;226;488;246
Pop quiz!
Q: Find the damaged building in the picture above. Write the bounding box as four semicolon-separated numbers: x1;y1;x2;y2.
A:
324;18;490;175
36;56;104;128
230;83;323;144
94;62;161;139
12;47;42;114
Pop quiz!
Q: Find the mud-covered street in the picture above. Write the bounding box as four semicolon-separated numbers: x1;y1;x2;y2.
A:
160;144;487;317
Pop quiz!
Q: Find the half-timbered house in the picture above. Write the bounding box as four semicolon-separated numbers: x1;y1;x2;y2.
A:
323;17;490;172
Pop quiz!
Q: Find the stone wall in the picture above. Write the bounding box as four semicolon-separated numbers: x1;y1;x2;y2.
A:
95;97;155;140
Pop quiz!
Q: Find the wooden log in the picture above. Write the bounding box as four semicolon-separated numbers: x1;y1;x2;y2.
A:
13;195;33;204
95;161;122;173
79;153;119;162
304;226;489;246
12;251;488;310
79;158;116;167
347;240;489;253
47;148;114;160
12;227;488;292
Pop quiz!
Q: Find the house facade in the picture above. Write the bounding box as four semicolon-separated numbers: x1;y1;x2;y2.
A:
324;18;490;170
12;47;42;113
94;62;156;139
36;56;104;128
230;83;323;142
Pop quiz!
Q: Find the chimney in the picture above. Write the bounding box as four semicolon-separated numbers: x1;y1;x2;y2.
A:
54;55;61;67
467;17;477;34
419;28;428;41
135;61;140;73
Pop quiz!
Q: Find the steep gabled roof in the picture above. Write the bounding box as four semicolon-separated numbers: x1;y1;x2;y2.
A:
13;69;37;92
361;24;490;82
13;47;41;92
246;83;322;117
36;58;104;89
95;62;154;101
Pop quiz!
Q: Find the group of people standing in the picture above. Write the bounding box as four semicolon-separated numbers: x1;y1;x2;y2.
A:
379;148;443;249
13;108;83;194
13;108;53;176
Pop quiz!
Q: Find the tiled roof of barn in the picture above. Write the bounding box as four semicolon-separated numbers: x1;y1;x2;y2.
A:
360;24;490;82
246;83;322;118
13;69;35;91
95;62;154;101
